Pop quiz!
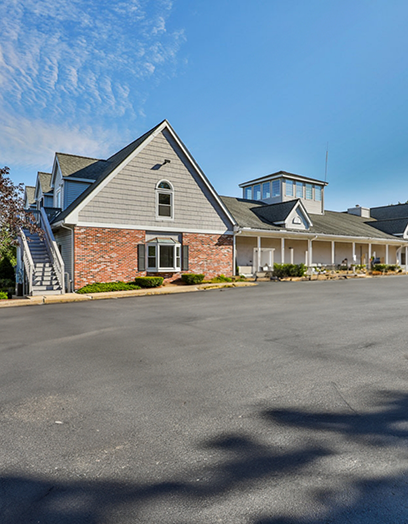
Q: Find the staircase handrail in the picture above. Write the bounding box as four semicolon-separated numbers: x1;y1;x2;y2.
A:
40;207;65;291
19;228;34;295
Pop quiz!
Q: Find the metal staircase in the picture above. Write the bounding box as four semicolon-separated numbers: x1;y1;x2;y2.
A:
23;231;63;295
18;208;65;296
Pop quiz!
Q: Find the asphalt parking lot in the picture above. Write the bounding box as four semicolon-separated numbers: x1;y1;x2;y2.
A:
1;277;408;523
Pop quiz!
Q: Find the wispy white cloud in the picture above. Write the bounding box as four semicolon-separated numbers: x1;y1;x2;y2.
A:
0;0;186;172
0;113;123;169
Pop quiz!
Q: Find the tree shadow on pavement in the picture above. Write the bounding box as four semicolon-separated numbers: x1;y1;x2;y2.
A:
1;391;408;523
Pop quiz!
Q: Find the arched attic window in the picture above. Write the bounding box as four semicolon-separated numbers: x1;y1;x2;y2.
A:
156;180;174;219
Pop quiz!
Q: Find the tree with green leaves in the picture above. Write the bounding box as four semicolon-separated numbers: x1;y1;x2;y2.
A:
0;166;42;262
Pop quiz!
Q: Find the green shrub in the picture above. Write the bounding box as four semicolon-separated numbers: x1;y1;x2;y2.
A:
0;291;8;300
0;257;14;282
210;274;232;283
273;263;305;278
181;273;205;285
133;276;164;288
0;278;14;288
371;264;399;273
77;282;141;294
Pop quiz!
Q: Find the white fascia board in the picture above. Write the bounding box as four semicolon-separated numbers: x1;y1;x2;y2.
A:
34;179;42;200
50;156;60;189
239;173;327;188
164;122;236;228
236;228;407;244
64;177;95;184
69;221;233;235
294;200;313;227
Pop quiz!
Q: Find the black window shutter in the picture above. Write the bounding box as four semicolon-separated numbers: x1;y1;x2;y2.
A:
182;245;189;271
138;244;146;271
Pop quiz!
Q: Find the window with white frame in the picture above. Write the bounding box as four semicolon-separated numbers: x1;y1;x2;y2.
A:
272;179;280;197
305;183;313;200
314;185;322;201
296;182;303;198
146;238;181;272
286;179;294;197
156;180;173;219
244;186;252;199
262;182;270;199
253;184;261;200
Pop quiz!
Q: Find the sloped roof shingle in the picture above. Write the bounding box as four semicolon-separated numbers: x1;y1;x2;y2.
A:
221;196;402;241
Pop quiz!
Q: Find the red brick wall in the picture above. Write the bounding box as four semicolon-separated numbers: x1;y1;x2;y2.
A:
74;227;146;289
74;227;234;289
182;233;233;279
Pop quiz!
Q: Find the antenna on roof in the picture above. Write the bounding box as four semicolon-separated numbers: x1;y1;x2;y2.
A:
324;142;329;183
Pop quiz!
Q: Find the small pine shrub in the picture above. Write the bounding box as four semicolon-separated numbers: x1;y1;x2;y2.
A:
273;263;305;278
77;282;141;294
133;277;164;288
181;273;204;285
0;291;8;300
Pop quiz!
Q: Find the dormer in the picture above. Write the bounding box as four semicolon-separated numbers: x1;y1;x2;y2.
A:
254;199;313;231
239;171;327;215
34;172;53;209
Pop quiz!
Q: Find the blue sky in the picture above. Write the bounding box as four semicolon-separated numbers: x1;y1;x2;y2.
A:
2;0;408;211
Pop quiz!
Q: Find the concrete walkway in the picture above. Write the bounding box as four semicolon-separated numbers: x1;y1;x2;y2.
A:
0;281;256;308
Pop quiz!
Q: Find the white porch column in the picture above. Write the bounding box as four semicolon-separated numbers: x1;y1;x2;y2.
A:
270;248;275;268
331;241;335;266
385;244;389;265
406;246;408;273
289;247;294;264
308;239;313;267
368;243;372;268
257;236;261;271
281;238;285;264
352;242;356;264
305;251;308;266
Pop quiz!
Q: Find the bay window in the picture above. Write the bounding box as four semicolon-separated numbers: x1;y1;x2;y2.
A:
146;239;181;272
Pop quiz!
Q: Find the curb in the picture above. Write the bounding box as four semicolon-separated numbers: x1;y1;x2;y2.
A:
0;282;257;308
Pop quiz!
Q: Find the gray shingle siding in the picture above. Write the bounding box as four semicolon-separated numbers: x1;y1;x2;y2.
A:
78;130;231;232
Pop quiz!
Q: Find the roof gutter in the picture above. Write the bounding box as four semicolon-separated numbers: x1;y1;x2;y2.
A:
235;227;407;244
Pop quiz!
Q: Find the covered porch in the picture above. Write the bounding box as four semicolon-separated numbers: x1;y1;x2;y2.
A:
235;231;407;276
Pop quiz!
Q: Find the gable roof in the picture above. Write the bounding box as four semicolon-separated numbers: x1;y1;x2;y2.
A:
370;203;408;220
239;171;328;188
52;120;235;228
24;186;35;205
56;153;107;181
52;122;164;225
221;196;403;241
366;218;408;236
37;172;52;194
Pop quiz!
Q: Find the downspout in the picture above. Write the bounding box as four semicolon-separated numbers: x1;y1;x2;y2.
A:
60;223;74;292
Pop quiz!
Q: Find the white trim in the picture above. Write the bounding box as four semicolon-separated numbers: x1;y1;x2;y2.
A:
57;221;233;235
237;228;406;245
64;177;95;184
239;172;328;188
60;120;236;229
155;179;174;221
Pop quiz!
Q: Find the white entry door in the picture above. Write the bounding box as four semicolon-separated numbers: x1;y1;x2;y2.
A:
253;248;274;272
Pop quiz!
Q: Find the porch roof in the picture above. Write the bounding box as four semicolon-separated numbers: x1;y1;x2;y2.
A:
221;196;403;241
